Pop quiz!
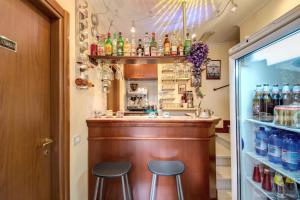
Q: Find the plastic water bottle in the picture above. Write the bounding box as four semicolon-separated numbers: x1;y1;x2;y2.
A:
268;128;282;163
282;133;300;171
255;127;268;156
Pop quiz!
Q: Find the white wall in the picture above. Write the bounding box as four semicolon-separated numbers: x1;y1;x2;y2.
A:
239;0;300;40
55;0;106;199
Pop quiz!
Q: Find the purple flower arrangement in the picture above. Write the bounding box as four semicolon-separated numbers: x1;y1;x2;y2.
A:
187;42;209;88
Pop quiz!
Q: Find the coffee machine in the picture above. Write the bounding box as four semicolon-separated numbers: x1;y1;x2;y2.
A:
127;83;149;111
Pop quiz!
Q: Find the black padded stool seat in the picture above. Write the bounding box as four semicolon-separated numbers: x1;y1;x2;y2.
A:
93;162;131;178
92;162;132;200
148;160;185;200
148;160;184;176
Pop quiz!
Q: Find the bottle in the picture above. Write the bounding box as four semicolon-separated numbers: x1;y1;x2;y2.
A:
268;128;282;164
177;39;184;56
184;33;192;56
282;133;300;171
105;32;113;56
144;32;150;56
136;39;144;56
112;32;117;56
255;127;268;156
282;83;292;105
131;37;136;56
171;32;178;56
124;38;130;56
271;84;282;108
150;32;157;56
262;169;272;192
97;34;105;56
284;178;299;199
253;84;263;119
163;34;170;56
274;172;285;199
117;32;124;56
157;39;164;56
262;84;273;121
292;83;300;104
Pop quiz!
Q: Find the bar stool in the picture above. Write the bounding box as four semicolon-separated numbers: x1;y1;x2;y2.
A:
148;160;185;200
92;162;132;200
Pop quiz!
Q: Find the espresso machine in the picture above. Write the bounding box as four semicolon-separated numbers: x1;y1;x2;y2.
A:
127;83;149;111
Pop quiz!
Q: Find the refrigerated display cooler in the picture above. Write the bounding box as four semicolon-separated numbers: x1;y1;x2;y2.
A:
229;5;300;200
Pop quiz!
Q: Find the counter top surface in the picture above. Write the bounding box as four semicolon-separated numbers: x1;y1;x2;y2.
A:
87;115;220;122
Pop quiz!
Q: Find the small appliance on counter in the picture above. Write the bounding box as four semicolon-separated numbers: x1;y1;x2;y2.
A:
127;83;149;111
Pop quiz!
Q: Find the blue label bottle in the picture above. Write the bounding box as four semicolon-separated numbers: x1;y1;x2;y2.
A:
282;133;300;171
268;128;282;164
255;127;268;156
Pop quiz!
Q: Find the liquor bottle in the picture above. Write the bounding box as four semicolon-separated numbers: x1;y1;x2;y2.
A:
144;32;150;56
150;32;157;56
252;84;263;119
177;39;184;56
272;84;282;107
171;33;178;56
164;34;170;56
97;34;105;56
262;84;274;121
131;37;136;56
184;33;192;56
105;32;113;56
282;83;292;105
136;39;144;56
117;32;124;56
124;38;130;56
112;32;117;56
292;83;300;104
157;39;164;56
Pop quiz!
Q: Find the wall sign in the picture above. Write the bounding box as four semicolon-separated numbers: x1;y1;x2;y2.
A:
0;35;17;52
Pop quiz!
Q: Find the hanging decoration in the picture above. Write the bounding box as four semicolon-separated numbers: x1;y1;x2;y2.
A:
187;41;209;89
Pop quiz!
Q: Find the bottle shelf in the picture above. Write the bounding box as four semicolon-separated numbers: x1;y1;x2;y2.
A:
246;177;275;199
246;151;300;184
246;118;300;134
89;55;186;65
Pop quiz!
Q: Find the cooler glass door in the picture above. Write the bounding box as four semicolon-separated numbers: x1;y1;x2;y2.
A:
235;29;300;200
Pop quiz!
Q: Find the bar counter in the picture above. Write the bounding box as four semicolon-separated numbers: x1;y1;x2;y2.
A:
87;116;221;200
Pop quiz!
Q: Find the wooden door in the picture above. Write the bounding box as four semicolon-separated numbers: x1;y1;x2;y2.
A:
0;0;52;199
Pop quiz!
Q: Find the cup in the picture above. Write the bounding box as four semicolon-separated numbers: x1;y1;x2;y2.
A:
252;164;261;183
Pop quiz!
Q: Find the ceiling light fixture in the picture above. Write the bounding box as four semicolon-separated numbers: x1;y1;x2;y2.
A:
230;0;238;12
130;20;136;33
192;33;196;39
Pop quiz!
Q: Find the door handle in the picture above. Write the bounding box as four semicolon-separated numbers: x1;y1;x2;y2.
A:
42;138;54;147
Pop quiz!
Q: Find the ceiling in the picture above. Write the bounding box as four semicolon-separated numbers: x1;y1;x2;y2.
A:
88;0;270;43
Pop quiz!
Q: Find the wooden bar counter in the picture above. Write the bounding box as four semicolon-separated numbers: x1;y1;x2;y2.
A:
87;116;221;200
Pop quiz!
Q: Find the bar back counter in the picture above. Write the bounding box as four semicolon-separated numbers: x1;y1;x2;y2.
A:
87;116;221;200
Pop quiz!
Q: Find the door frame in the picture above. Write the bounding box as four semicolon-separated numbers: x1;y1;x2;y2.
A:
29;0;70;199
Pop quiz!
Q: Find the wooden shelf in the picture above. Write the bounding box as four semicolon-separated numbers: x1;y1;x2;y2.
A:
89;55;187;65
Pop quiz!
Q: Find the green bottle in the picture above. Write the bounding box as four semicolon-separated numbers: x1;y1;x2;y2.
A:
112;32;117;56
184;33;192;56
117;32;124;56
105;32;113;56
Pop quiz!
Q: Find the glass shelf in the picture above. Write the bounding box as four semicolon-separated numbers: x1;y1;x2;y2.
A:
246;177;275;199
246;151;300;184
246;118;300;134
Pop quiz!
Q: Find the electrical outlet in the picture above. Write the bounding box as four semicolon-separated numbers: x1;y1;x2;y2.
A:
73;135;81;146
